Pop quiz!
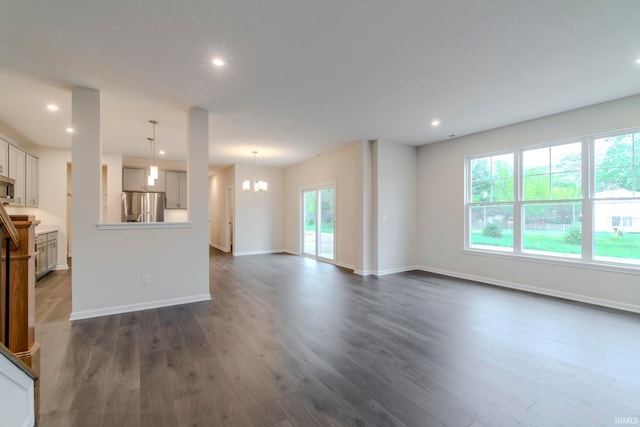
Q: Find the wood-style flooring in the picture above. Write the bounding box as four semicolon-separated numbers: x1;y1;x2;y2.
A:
34;249;640;426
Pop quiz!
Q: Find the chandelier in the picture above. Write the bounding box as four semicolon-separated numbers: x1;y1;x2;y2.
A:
243;151;268;192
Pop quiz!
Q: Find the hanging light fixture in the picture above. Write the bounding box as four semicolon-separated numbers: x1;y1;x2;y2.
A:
243;151;268;192
147;120;159;186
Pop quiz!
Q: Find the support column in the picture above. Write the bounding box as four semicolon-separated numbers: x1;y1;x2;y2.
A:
187;107;210;285
71;87;101;314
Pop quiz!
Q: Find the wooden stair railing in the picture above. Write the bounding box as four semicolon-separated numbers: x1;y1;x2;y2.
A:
0;204;40;425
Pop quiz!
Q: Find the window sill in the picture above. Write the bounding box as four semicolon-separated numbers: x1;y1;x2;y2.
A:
464;248;640;276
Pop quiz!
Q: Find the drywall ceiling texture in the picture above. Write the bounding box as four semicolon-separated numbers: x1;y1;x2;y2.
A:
1;2;640;168
417;94;640;313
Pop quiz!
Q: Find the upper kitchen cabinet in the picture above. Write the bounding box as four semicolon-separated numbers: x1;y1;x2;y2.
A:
25;154;38;207
122;168;146;192
166;171;187;209
123;167;166;192
0;139;8;177
8;145;25;206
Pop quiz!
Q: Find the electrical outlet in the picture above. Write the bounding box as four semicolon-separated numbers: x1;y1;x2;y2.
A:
141;274;151;285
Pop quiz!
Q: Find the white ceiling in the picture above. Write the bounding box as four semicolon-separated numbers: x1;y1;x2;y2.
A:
0;1;639;168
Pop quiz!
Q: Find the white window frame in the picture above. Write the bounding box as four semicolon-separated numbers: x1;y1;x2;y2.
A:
464;128;640;274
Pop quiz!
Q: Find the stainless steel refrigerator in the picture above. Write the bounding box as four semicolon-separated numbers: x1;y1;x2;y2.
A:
121;191;165;222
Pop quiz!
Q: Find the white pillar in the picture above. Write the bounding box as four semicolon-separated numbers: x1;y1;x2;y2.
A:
71;87;101;313
187;107;210;282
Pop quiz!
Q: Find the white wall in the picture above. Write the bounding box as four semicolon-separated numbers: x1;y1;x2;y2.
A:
373;140;418;274
418;94;640;312
233;163;284;255
0;352;34;427
209;165;235;251
284;143;361;269
70;89;210;319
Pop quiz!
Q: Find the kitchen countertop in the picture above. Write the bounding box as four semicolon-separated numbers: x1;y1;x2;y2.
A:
35;225;58;235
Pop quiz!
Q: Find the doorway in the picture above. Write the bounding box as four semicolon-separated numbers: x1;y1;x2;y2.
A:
226;186;234;253
302;186;335;260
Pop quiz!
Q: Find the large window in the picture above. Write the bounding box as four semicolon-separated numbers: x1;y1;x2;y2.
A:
466;130;640;267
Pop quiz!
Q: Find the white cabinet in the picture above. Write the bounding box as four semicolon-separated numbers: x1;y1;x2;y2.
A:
123;168;166;192
25;154;38;207
36;231;57;278
150;170;166;192
47;232;57;270
166;171;187;209
8;145;25;206
123;168;147;191
0;139;8;177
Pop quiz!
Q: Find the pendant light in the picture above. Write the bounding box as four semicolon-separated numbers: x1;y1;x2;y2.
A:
243;151;268;192
148;120;158;185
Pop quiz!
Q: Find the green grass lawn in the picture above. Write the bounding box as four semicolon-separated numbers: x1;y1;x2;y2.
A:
471;230;640;260
305;222;335;233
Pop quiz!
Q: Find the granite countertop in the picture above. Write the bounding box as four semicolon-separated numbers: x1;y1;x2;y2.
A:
35;225;59;235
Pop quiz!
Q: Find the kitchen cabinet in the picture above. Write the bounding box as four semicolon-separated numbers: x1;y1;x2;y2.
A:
123;168;146;191
123;167;166;192
165;171;187;209
8;145;25;206
47;232;57;270
0;139;8;177
35;231;57;278
25;154;38;207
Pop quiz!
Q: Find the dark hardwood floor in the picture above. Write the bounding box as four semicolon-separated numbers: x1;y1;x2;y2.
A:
34;249;640;426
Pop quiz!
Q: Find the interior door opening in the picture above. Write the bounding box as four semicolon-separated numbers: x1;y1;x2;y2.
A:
302;186;335;261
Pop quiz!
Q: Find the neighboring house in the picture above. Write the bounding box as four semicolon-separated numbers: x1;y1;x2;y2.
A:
594;190;640;233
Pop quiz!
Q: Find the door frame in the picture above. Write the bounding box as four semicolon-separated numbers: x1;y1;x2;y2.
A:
225;185;234;254
300;182;336;262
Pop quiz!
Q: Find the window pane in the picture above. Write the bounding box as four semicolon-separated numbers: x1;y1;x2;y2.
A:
524;175;549;200
492;178;513;202
491;154;513;179
635;133;640;166
523;202;582;257
471;180;491;202
470;154;513;202
550;172;581;199
595;166;633;197
594;200;640;264
470;205;513;251
524;142;581;201
471;158;490;181
594;134;633;168
523;147;549;176
551;142;581;172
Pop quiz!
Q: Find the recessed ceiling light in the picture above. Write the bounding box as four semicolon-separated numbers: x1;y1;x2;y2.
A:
635;57;640;64
65;127;74;133
159;150;166;155
46;104;59;112
212;57;225;67
431;119;441;127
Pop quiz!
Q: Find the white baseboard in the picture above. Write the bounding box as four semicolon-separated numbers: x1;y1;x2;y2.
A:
69;293;212;321
354;265;417;276
335;261;355;270
283;249;300;256
53;264;69;271
375;265;419;276
234;249;285;256
210;243;228;252
416;265;640;314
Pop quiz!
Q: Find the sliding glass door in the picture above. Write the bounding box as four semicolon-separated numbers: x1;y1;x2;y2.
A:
302;186;335;260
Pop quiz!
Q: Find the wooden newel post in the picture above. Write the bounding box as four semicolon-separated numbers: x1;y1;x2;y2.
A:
0;214;40;422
